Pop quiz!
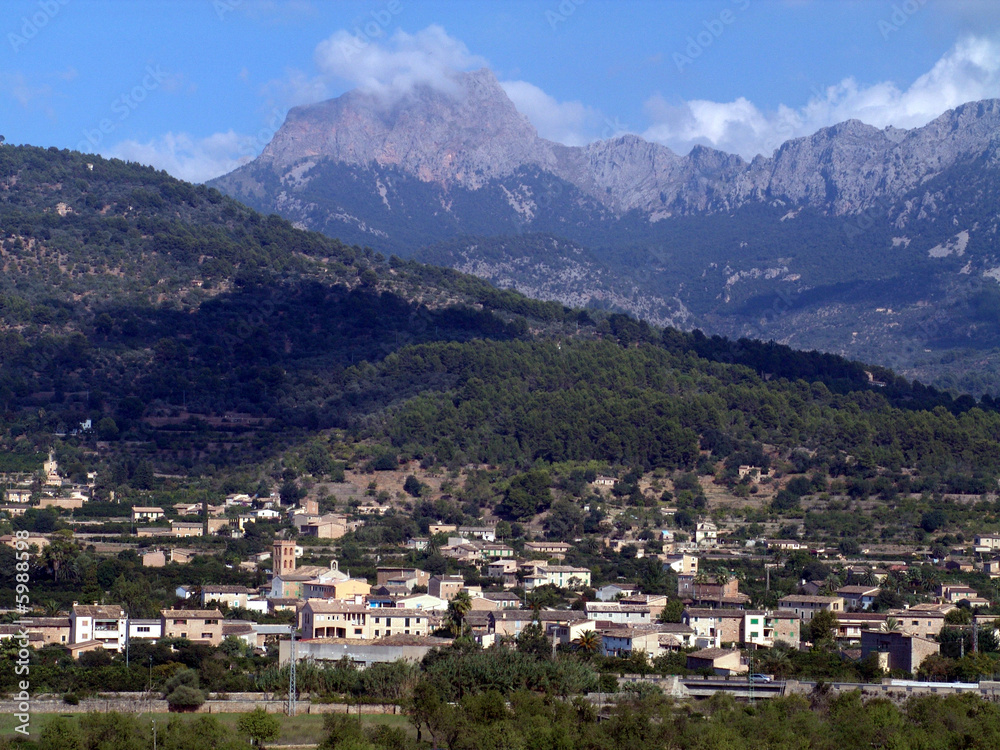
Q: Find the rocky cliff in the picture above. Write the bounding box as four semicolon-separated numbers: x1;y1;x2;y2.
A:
213;69;1000;225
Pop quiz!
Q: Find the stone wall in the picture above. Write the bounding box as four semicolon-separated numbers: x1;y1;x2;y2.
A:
0;693;400;715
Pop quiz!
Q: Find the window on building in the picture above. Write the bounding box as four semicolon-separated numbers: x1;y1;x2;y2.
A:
201;632;212;639
354;628;363;635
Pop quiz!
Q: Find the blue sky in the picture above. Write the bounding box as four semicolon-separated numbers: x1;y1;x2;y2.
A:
3;0;1000;182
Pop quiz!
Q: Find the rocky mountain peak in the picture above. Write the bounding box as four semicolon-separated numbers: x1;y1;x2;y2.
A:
217;68;1000;223
259;67;553;188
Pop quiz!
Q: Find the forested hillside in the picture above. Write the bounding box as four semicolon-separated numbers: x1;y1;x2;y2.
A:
2;144;1000;498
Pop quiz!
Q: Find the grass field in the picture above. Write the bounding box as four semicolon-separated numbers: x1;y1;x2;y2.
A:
0;709;412;746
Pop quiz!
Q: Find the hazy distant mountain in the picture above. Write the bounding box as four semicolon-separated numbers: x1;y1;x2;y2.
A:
210;69;1000;394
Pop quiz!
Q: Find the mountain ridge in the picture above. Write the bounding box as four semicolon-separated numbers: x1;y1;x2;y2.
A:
213;68;1000;222
208;70;1000;394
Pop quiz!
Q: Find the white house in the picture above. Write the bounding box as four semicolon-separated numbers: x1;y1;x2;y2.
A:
70;604;127;652
695;522;718;547
595;583;640;602
128;619;163;640
132;506;165;522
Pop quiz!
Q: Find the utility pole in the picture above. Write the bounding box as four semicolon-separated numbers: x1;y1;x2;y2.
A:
748;650;755;706
287;626;297;716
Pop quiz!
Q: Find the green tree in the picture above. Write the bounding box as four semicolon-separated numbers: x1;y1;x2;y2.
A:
97;416;120;441
447;590;474;637
498;470;552;521
516;622;551;659
573;630;601;656
238;708;280;749
808;609;839;645
658;599;685;623
39;716;83;750
945;608;973;626
403;475;423;497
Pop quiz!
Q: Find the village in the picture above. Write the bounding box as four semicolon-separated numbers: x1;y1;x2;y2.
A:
5;454;1000;682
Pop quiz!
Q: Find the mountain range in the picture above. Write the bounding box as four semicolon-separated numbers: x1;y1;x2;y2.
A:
210;69;1000;394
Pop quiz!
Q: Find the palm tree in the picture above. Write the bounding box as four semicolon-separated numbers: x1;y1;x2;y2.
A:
860;569;879;587
447;591;473;637
41;537;76;583
493;634;515;650
573;630;601;657
881;616;901;632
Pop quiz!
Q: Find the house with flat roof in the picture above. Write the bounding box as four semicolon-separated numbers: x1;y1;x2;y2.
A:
695;522;718;547
836;612;889;642
70;604;126;652
743;609;801;649
524;541;573;557
585;602;653;627
682;608;744;647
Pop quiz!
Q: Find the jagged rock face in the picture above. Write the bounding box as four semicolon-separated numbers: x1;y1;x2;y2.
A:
259;69;558;189
221;68;1000;222
748;101;1000;214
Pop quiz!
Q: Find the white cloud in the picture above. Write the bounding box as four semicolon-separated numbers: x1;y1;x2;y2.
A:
500;80;606;146
0;72;54;110
104;131;259;183
265;24;487;108
314;25;485;100
642;35;1000;159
